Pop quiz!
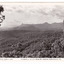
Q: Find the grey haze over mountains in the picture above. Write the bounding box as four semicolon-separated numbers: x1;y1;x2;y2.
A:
12;22;63;31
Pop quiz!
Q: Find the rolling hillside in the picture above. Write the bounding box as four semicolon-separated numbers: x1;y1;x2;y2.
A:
0;22;63;58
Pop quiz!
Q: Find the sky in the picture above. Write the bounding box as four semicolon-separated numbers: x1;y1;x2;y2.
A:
0;3;64;28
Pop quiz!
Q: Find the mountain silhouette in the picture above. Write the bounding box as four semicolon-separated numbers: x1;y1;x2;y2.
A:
12;22;63;31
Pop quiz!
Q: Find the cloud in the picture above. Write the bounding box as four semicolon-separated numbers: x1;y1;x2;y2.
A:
16;9;24;13
48;5;64;19
1;3;64;28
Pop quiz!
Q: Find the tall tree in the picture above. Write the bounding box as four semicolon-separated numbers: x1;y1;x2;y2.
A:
0;6;4;13
0;5;5;26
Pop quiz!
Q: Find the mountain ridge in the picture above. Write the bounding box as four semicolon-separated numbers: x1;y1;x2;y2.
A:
12;22;63;31
0;22;63;31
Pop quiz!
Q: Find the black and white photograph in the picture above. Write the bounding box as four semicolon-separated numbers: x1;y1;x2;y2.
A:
0;3;64;58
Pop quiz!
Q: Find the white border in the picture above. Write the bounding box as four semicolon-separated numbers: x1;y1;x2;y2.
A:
0;0;64;2
0;1;64;64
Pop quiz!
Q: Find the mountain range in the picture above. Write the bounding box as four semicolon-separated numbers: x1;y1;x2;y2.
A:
12;22;63;31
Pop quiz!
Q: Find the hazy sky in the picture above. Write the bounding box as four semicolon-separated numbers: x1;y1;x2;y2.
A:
0;3;64;28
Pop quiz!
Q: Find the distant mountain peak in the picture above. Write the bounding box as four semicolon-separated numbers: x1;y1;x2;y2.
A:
43;22;50;25
0;22;63;31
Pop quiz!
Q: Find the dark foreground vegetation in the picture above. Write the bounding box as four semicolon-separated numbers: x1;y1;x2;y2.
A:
0;29;64;58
